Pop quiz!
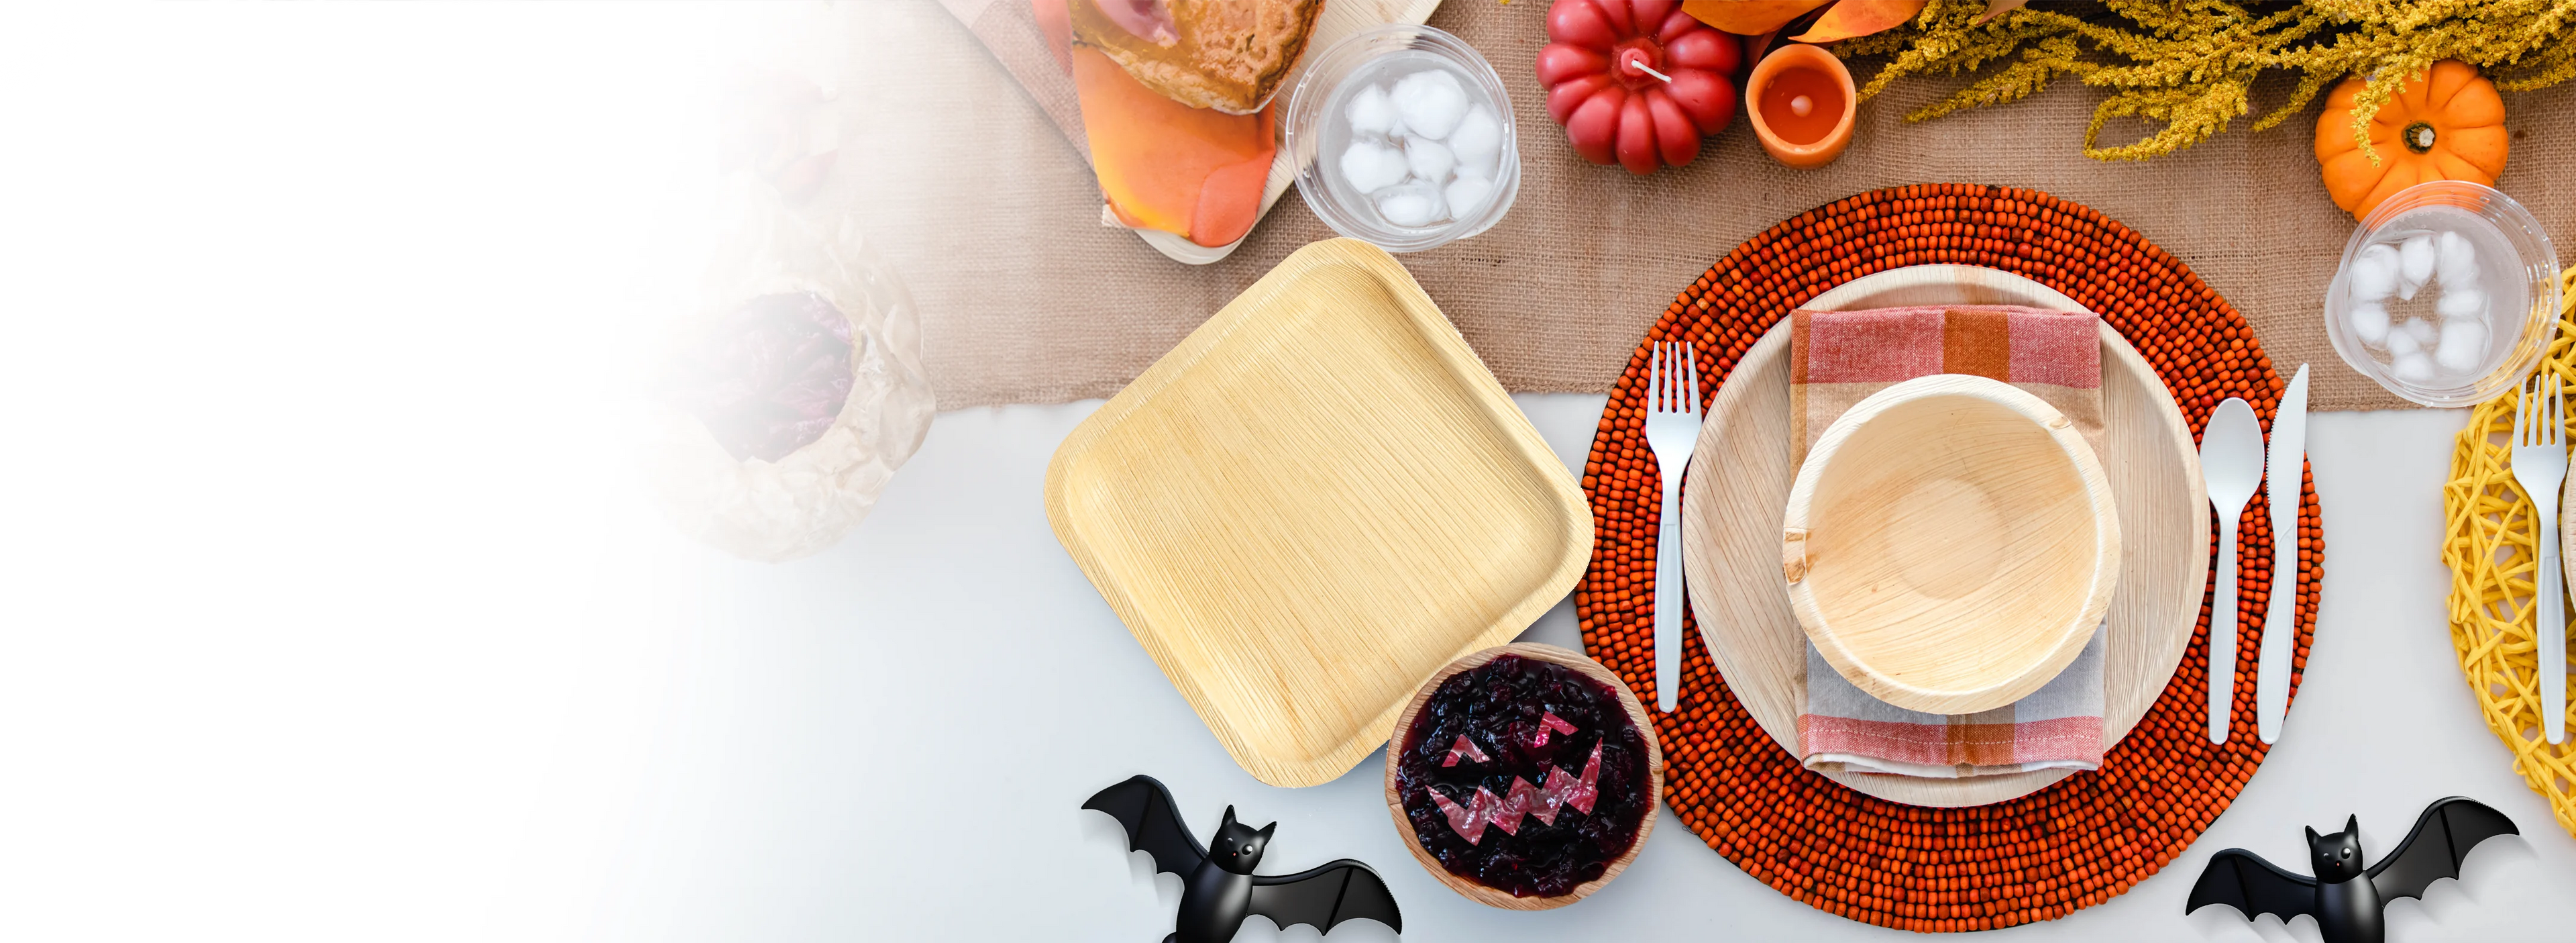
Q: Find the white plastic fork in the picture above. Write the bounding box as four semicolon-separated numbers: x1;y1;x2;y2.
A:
2511;372;2569;744
1644;340;1701;713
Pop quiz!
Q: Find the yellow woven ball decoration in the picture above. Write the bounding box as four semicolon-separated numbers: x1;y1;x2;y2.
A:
2443;267;2576;839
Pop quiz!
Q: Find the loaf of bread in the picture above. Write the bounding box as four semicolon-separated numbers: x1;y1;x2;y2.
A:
1069;0;1325;115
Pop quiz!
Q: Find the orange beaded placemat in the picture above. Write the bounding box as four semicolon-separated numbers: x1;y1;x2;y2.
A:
1576;183;2323;932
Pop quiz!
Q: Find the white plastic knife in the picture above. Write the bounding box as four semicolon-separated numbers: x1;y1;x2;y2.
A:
2257;364;2309;744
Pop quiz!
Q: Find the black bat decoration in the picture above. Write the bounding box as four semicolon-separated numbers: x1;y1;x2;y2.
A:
2186;796;2518;943
1083;775;1403;943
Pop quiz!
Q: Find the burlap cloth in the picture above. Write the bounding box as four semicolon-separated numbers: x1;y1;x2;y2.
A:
827;1;2576;412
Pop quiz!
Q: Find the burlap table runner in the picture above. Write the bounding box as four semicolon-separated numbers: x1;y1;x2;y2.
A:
828;1;2575;411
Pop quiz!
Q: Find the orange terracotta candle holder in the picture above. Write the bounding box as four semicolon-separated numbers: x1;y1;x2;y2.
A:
1744;44;1855;169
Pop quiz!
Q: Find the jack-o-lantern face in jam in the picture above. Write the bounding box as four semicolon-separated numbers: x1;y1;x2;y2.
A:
1393;654;1650;898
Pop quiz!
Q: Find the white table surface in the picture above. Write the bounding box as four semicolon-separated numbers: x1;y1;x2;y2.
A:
17;7;2570;942
506;399;2575;942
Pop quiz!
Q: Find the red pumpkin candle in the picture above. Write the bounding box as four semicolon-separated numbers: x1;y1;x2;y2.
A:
1536;0;1740;175
1745;43;1855;168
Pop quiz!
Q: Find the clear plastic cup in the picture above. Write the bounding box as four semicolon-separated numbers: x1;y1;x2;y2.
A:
2322;181;2560;407
1285;24;1519;252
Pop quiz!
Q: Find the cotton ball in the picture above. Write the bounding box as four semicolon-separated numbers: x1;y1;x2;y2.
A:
2436;287;2487;320
2349;244;2399;301
2393;352;2438;385
2349;300;2391;347
1379;148;1409;189
2402;317;2438;347
1391;68;1470;140
1445;175;1496;220
1376;192;1436;227
1337;143;1373;188
2386;326;2421;358
1405;138;1456;183
1339;140;1407;193
2437;230;2479;286
2436;319;2489;373
1346;83;1397;136
1448;106;1501;165
1375;183;1447;228
1453;143;1497;182
2397;234;2435;299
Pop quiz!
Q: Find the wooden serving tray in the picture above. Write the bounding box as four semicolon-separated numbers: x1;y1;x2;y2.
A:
1678;264;2209;807
1136;0;1442;265
1046;238;1592;787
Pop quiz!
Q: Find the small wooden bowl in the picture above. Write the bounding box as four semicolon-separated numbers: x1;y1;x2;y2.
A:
1383;642;1661;910
1743;43;1856;169
1782;375;2121;715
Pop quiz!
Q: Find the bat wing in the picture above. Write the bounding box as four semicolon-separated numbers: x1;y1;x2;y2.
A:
1081;775;1207;879
1248;859;1402;935
2186;849;2317;922
2368;796;2519;903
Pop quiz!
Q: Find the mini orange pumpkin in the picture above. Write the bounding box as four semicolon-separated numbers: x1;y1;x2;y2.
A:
2314;60;2509;220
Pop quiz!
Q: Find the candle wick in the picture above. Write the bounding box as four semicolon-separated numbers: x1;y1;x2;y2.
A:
1631;61;1674;84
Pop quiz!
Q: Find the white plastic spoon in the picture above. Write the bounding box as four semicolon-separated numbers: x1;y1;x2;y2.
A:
2201;398;2265;744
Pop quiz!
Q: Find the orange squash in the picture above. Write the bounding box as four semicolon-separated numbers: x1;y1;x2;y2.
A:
1680;0;1831;34
2314;60;2508;220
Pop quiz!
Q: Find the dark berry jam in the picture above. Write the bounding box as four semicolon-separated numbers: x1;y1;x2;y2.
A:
661;291;855;462
1395;654;1648;898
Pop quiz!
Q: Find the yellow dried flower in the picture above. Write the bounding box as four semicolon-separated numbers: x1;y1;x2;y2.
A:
1836;0;2576;161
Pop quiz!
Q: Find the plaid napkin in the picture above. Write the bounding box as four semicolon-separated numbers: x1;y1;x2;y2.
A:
1788;305;2108;779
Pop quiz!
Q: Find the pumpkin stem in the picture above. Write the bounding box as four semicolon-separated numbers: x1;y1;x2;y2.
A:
1614;46;1673;85
2404;121;2436;154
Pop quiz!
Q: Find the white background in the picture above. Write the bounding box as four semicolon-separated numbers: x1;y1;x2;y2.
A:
513;401;2575;943
3;4;2572;942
